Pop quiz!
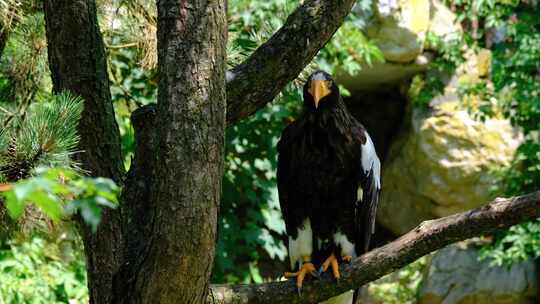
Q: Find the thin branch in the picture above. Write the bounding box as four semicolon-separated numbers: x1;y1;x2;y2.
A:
225;0;356;126
105;42;139;49
207;190;540;304
0;105;14;115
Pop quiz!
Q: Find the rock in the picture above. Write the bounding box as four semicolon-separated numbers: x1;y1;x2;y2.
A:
338;0;460;90
320;290;355;304
337;54;432;91
376;45;521;234
365;0;460;64
366;0;431;63
427;0;462;43
419;243;539;304
377;100;522;234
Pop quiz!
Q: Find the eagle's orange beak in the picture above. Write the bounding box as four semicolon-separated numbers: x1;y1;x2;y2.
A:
308;80;331;108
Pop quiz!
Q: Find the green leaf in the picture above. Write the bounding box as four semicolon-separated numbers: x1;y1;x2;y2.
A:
13;182;33;202
30;190;62;221
80;200;102;233
3;190;25;219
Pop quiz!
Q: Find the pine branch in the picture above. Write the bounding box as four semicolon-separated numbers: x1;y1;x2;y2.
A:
207;190;540;304
0;92;83;181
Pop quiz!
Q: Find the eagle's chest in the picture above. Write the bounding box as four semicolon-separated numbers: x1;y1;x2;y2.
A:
289;131;358;194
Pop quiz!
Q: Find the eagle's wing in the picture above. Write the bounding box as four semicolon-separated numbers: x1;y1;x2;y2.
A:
356;128;381;254
277;124;294;235
277;124;310;270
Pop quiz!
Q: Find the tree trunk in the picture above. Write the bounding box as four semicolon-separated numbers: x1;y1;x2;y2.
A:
132;0;227;302
38;0;540;302
43;1;125;303
43;0;357;303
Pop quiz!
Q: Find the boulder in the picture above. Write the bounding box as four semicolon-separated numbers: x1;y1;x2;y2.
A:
338;0;461;90
419;243;539;304
377;101;522;234
366;0;431;63
376;48;522;234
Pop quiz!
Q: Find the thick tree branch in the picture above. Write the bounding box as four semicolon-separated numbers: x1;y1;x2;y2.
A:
132;0;356;135
225;0;356;125
207;190;540;304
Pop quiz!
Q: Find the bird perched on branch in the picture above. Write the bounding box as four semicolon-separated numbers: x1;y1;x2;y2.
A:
277;70;381;302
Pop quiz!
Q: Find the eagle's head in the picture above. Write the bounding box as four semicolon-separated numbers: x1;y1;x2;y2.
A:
303;70;339;110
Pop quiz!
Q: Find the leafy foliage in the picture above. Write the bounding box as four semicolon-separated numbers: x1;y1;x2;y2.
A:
107;47;157;169
410;32;465;108
214;90;300;283
317;21;384;79
480;219;540;266
0;92;119;233
432;0;540;265
368;256;427;304
0;7;50;105
0;93;82;181
0;235;88;303
1;167;119;232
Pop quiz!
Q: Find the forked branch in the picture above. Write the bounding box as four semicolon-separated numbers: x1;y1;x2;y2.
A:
135;0;357;132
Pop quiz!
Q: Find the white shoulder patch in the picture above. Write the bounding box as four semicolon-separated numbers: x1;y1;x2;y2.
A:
361;132;381;189
288;218;313;270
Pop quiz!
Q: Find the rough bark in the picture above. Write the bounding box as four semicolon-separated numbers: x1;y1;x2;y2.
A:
112;104;157;302
38;0;540;303
225;0;356;125
131;0;227;303
135;0;358;129
207;190;540;304
43;1;125;303
43;0;359;303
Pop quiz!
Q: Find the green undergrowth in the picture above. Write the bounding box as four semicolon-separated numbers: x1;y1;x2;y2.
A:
0;234;88;304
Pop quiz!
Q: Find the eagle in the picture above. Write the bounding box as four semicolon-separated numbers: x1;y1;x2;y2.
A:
277;70;381;299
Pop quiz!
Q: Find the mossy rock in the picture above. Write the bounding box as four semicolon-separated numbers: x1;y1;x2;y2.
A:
378;102;522;234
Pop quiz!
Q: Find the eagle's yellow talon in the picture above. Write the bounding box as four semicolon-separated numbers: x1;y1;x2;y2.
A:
284;261;317;293
319;253;341;280
342;255;352;263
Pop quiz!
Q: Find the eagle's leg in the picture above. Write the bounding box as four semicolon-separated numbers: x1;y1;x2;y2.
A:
284;256;318;295
319;253;341;279
319;254;353;279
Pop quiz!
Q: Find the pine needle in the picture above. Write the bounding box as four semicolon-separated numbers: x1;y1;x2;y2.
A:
0;92;83;181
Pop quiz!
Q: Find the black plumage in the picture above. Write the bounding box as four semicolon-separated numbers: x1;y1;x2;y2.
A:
277;71;381;291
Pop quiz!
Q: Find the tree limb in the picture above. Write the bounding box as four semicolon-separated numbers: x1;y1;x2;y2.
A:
133;0;356;134
225;0;356;125
207;190;540;304
132;0;357;145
